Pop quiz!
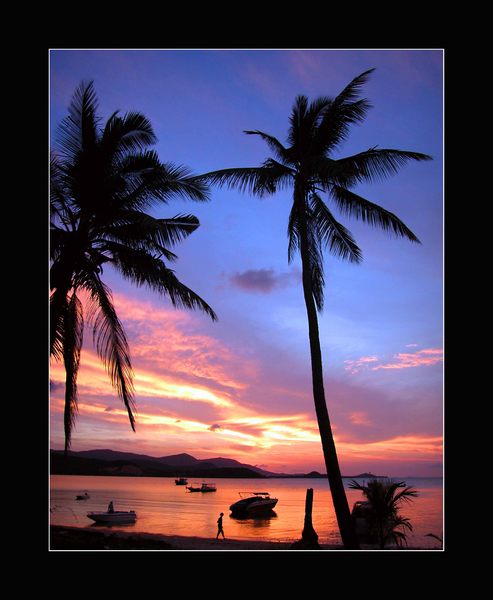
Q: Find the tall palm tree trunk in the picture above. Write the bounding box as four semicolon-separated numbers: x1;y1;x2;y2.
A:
299;211;360;550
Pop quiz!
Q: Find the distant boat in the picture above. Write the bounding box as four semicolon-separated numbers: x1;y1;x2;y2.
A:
175;477;188;485
87;510;137;524
75;492;90;500
229;492;278;516
186;482;217;493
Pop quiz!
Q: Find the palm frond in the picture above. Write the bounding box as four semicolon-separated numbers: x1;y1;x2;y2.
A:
336;69;375;104
50;287;68;360
287;201;302;264
106;242;217;321
101;111;157;156
244;130;291;165
196;166;282;197
310;192;362;263
159;163;210;202
332;148;433;185
288;95;333;152
311;71;376;154
392;486;419;505
84;277;136;431
56;80;99;160
330;185;421;243
314;99;372;155
62;291;84;452
287;198;325;310
306;222;325;311
102;211;199;251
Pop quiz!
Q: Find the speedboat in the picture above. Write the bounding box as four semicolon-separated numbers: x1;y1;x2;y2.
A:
186;482;217;493
175;477;188;485
229;492;278;516
75;492;90;500
87;510;137;524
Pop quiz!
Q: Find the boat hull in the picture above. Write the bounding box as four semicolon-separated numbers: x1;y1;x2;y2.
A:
230;498;278;516
87;511;137;524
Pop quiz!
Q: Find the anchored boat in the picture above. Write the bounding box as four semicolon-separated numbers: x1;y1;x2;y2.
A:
229;492;278;517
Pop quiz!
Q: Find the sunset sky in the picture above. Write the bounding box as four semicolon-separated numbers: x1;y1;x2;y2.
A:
49;49;443;477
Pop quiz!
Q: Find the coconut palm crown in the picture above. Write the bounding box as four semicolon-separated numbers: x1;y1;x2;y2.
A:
197;69;431;549
349;478;419;548
50;81;217;452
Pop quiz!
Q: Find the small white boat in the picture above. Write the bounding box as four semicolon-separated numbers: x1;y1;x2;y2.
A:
87;510;137;524
186;482;217;493
75;492;90;500
230;492;278;516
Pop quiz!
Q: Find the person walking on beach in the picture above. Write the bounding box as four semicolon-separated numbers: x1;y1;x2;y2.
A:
216;512;225;539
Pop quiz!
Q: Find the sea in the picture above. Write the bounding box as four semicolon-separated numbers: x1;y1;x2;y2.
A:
49;475;443;549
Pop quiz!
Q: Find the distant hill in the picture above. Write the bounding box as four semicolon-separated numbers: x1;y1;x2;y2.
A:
50;448;385;479
50;449;276;478
50;451;263;478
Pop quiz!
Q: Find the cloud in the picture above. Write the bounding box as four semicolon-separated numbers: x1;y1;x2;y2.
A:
373;348;443;371
345;348;443;374
50;292;442;475
229;267;300;294
344;356;379;375
349;412;372;426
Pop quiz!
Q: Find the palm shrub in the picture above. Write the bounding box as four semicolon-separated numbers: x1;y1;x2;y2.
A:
349;478;418;548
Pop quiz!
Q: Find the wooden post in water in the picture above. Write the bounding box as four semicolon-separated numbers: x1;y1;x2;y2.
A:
291;488;321;549
302;488;319;545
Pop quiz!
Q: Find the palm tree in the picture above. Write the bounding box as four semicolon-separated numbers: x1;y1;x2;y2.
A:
349;478;418;548
197;69;431;549
50;81;217;452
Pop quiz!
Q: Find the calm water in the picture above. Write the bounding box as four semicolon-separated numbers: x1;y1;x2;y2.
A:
50;475;443;549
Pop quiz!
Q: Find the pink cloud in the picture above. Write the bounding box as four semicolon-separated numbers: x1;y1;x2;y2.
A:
344;355;379;374
372;348;443;371
50;292;442;474
345;348;443;374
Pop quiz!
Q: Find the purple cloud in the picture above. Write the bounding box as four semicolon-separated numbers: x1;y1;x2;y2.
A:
230;268;300;294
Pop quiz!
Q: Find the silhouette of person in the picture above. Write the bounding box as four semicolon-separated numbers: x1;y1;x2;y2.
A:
108;501;114;513
216;512;225;539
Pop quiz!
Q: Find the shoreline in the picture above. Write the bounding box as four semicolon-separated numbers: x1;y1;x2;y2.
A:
50;525;341;551
49;525;435;551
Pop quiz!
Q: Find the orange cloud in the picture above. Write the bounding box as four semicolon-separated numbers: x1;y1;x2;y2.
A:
349;412;372;426
336;434;443;462
50;293;442;474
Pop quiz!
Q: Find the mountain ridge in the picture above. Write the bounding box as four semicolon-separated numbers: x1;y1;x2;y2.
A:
50;448;387;479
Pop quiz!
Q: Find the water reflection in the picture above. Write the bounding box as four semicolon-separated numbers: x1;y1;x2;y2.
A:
230;511;278;530
50;475;443;547
89;522;137;530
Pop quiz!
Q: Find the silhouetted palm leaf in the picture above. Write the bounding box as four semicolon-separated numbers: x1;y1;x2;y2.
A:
62;292;84;452
85;277;136;431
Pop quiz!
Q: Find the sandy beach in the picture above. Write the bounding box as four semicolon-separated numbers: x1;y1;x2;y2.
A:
50;525;343;551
